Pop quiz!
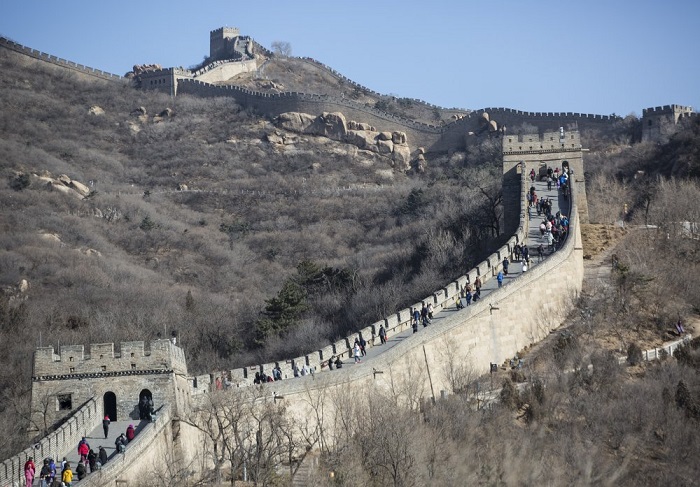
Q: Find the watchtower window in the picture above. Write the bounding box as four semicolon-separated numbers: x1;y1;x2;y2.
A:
131;363;137;369
69;367;75;373
101;365;107;371
648;120;653;126
130;352;135;358
57;394;72;411
100;355;104;359
69;357;74;362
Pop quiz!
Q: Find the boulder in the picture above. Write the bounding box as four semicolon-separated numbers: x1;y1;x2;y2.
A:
276;112;316;133
346;130;378;150
392;131;407;145
357;122;372;131
48;181;81;199
70;180;90;196
88;106;105;116
392;145;412;170
18;279;29;293
58;174;72;185
177;183;188;191
131;106;147;116
348;120;358;130
377;131;392;141
488;120;498;132
377;139;394;155
308;112;347;140
159;108;173;117
264;132;285;145
417;147;426;155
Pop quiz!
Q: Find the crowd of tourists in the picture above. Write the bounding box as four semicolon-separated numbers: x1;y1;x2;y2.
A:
24;428;139;486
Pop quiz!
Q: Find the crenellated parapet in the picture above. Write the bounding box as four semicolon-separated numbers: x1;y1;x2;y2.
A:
0;37;123;82
34;340;187;379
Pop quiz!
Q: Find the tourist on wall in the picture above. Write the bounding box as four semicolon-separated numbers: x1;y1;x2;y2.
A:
87;449;97;472
502;257;509;275
353;343;362;363
98;446;108;466
497;271;504;288
39;459;51;487
378;325;387;344
61;462;73;487
75;461;86;481
126;424;135;442
23;456;35;487
77;439;89;463
102;415;110;439
412;308;421;329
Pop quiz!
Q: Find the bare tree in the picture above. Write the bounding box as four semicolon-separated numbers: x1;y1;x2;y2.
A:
271;41;292;57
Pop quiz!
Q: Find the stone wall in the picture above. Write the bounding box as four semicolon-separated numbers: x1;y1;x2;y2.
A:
0;398;99;486
213;175;582;440
0;37;123;82
216;161;534;387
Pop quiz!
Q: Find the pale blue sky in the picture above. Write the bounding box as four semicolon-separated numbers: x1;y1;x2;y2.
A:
1;0;698;117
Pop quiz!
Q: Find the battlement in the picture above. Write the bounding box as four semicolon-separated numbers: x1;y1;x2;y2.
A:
210;27;240;39
502;129;581;153
34;339;187;378
642;104;694;116
0;37;123;82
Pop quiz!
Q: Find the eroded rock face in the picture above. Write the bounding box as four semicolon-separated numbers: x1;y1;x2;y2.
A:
392;131;407;145
70;180;90;196
346;130;378;150
377;139;394;155
392;145;411;170
88;106;104;116
277;112;316;133
309;112;347;140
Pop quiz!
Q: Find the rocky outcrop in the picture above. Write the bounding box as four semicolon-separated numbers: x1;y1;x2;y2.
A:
88;106;104;116
309;112;347;140
132;64;162;76
277;112;316;133
70;180;90;196
392;144;411;170
275;112;413;171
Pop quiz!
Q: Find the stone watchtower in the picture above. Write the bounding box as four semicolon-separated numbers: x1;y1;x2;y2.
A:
502;129;588;233
30;340;190;433
641;104;694;142
210;27;240;61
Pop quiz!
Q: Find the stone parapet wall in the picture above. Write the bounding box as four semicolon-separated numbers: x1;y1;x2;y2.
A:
0;398;99;486
0;37;123;82
210;162;530;389
211;170;581;422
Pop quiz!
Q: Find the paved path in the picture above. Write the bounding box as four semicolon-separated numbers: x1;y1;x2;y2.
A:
335;177;566;370
56;419;150;481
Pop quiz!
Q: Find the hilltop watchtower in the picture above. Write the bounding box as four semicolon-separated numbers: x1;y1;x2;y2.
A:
30;340;190;433
641;104;694;142
209;27;255;62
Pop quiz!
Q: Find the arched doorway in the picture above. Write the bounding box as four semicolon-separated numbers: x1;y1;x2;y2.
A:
138;389;153;420
103;392;117;421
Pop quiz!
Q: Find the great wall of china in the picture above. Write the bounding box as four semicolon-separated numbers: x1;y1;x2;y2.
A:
0;27;695;486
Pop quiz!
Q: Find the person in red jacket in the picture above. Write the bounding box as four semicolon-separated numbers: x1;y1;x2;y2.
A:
126;424;135;442
78;441;89;463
